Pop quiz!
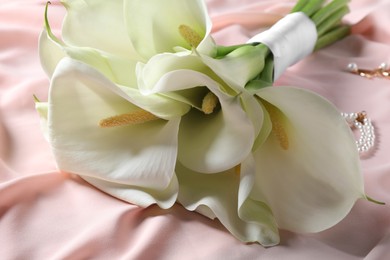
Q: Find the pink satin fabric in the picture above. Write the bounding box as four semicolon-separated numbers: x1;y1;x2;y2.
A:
1;0;389;259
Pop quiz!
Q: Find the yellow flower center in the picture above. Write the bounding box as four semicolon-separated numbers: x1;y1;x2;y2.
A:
179;24;202;48
201;91;219;114
99;110;159;128
267;105;289;150
235;164;241;177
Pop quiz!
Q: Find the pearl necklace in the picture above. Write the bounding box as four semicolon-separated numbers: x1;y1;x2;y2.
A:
341;112;375;153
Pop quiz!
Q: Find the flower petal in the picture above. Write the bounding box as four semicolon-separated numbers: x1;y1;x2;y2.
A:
240;93;267;151
124;0;215;59
141;69;255;173
118;85;191;120
238;155;280;246
178;79;255;173
34;100;49;141
40;8;139;86
252;100;272;151
65;46;139;86
81;174;179;209
61;0;140;60
48;58;180;191
137;52;208;96
179;106;253;173
176;161;279;246
252;86;365;232
38;28;66;77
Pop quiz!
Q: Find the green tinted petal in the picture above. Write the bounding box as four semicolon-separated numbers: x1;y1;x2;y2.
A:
61;0;140;59
124;0;214;59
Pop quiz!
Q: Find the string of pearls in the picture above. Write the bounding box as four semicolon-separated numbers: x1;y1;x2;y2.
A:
341;112;375;153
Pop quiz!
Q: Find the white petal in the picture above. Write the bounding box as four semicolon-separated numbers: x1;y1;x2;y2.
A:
253;86;365;232
240;93;266;150
255;104;272;153
39;28;66;77
137;52;207;96
124;0;215;59
238;155;280;246
61;0;141;60
118;85;191;120
143;69;255;173
137;53;231;111
179;80;255;173
40;8;139;86
176;162;279;246
81;174;179;209
178;106;253;173
48;58;180;191
34;101;49;141
64;47;139;86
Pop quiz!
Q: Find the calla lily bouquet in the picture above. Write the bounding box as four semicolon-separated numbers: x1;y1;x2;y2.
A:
36;0;372;246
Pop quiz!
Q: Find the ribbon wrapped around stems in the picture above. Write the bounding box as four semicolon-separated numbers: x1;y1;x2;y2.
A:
247;12;317;80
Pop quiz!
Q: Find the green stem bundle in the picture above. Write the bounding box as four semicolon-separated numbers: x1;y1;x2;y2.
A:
258;0;351;83
215;0;351;91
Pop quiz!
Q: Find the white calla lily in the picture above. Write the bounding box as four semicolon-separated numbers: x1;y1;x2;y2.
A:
139;67;257;173
251;86;365;232
176;73;254;173
47;58;182;208
124;0;215;59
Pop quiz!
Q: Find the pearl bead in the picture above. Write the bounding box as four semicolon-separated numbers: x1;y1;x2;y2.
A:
379;62;388;70
347;63;358;72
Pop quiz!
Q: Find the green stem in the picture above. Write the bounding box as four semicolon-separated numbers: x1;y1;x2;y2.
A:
290;0;309;13
315;25;350;50
311;0;349;26
299;0;325;17
316;6;350;37
33;94;41;103
289;0;352;51
366;195;386;205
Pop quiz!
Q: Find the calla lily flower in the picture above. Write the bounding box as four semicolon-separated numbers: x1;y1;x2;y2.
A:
136;59;259;173
38;58;181;208
175;86;365;246
251;87;365;233
125;0;216;59
37;0;366;246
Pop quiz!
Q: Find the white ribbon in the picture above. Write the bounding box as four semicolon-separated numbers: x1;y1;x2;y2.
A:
247;12;317;80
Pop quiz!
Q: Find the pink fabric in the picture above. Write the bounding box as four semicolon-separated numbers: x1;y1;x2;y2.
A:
1;0;390;258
